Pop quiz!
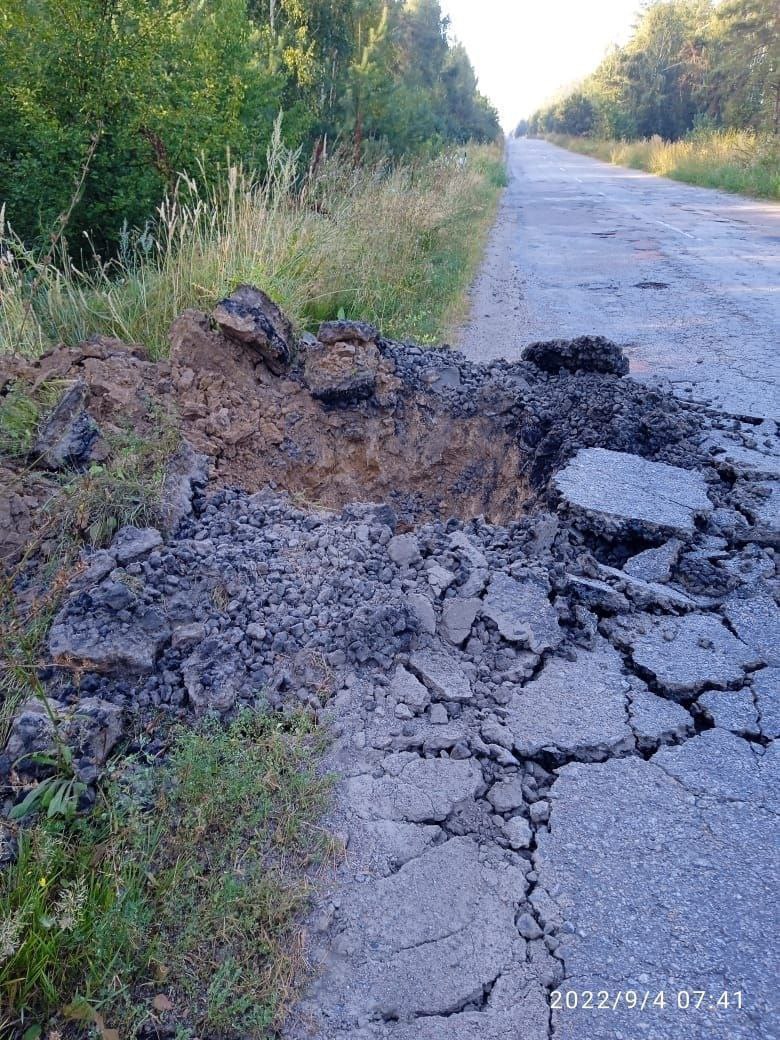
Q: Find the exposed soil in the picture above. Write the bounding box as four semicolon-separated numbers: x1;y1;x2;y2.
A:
2;304;703;569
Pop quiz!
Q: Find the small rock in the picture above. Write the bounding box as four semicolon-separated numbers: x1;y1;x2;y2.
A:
440;598;481;644
503;816;533;849
482;573;562;653
388;534;421;567
429;704;449;725
390;665;430;713
409;648;472;703
487;775;525;813
112;525;163;565
624;539;682;583
406;593;436;635
529;800;550;824
317;319;379;345
213;284;294;374
32;381;99;470
516;911;543;940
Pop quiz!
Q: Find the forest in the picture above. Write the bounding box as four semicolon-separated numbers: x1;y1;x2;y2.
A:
0;0;500;249
521;0;778;141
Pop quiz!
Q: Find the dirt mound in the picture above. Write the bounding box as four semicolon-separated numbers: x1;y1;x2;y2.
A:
163;291;700;521
2;287;703;567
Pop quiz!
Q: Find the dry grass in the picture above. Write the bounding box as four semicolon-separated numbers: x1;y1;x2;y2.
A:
1;127;506;359
546;129;780;200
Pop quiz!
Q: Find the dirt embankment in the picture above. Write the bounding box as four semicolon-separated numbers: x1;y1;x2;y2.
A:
2;288;703;571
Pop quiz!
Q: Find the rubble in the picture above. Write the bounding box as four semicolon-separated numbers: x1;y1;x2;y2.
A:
3;288;779;1040
522;334;629;376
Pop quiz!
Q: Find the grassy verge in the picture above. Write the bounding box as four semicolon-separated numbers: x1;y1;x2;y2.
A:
1;710;332;1039
545;130;780;200
1;136;507;359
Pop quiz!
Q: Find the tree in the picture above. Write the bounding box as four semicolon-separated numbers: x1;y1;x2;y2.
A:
528;0;778;141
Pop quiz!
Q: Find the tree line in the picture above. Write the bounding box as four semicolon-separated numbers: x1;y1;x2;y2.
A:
0;0;500;250
519;0;778;141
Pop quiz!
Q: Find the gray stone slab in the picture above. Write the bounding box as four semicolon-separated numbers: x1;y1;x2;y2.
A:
722;592;780;666
503;644;634;761
390;665;430;713
311;838;527;1024
597;564;697;611
611;613;762;694
623;538;682;583
354;820;442;874
554;448;712;536
439;597;481;645
753;667;780;738
698;689;760;736
49;592;170;674
345;754;481;823
701;433;780;479
652;728;777;809
409;648;473;703
566;574;629;613
384;968;549;1039
628;689;694;750
482;572;562;653
537;752;779;1039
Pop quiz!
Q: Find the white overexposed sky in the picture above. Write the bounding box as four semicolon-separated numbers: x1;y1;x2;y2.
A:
440;0;647;130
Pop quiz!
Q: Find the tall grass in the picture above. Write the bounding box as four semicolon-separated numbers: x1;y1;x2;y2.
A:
546;129;780;200
0;129;506;359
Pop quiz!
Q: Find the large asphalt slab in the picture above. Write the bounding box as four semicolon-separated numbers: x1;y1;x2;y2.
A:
457;138;780;420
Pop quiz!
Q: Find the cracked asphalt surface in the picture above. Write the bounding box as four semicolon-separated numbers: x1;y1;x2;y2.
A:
25;212;776;1039
276;149;779;1040
457;137;780;420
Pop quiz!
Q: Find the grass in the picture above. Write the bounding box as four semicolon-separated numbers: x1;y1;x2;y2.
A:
1;710;332;1039
1;129;507;359
545;129;780;200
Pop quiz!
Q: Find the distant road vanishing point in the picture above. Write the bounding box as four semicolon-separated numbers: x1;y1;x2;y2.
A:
458;137;780;421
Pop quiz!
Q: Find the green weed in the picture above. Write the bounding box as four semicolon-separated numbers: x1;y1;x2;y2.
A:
0;710;331;1039
0;807;156;1037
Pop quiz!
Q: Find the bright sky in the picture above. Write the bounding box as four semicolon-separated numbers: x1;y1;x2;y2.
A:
440;0;647;130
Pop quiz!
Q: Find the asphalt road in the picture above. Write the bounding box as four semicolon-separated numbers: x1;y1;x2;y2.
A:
457;137;780;420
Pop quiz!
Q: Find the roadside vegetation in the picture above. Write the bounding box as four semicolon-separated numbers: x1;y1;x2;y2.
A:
1;138;506;359
519;0;779;199
1;0;499;253
546;129;780;199
0;711;332;1039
